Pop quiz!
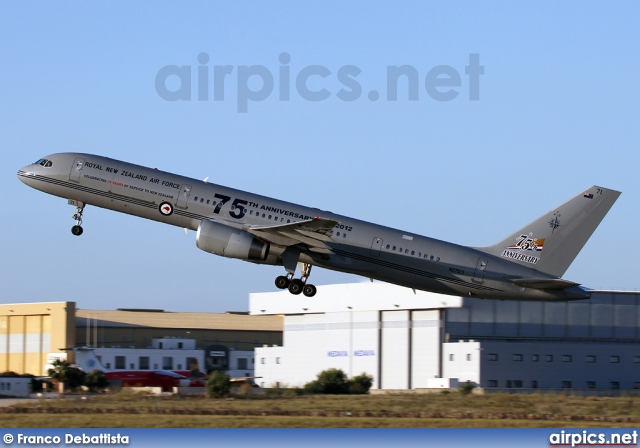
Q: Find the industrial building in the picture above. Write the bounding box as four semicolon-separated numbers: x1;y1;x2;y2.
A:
0;302;282;376
251;282;640;393
4;283;640;394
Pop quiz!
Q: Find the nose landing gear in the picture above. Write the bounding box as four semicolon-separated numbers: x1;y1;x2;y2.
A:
70;200;85;236
274;262;317;297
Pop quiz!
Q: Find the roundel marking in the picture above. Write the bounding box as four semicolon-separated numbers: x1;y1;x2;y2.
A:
159;202;173;216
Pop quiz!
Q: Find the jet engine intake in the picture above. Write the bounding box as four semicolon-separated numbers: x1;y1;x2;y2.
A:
196;220;269;261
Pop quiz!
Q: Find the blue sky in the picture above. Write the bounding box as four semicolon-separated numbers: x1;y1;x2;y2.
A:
2;2;639;312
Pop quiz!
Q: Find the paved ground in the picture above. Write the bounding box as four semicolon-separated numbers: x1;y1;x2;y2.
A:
0;398;38;407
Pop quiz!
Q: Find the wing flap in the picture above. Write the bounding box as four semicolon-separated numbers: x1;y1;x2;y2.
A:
244;217;339;250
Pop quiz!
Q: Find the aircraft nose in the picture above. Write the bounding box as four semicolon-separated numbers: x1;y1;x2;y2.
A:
17;163;38;186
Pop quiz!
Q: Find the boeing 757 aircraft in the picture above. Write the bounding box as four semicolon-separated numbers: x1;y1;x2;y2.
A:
18;153;620;300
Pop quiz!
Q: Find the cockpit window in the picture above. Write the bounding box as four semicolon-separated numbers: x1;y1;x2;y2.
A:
35;159;53;167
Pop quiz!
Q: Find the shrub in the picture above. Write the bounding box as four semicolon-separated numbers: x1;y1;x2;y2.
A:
206;371;231;398
84;369;109;392
349;373;373;394
304;369;373;395
459;381;476;395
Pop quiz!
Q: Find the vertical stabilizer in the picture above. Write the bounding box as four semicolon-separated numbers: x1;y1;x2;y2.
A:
476;186;620;277
73;347;110;372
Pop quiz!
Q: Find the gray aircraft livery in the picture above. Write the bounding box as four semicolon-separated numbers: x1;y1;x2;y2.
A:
18;153;620;300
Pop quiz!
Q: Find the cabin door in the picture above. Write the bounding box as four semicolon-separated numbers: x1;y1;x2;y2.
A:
472;257;488;284
69;157;85;182
176;184;192;209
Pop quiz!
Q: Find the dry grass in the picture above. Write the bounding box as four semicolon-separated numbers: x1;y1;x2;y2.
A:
2;392;640;428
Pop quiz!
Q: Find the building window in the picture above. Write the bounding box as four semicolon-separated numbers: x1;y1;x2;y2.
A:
634;356;640;363
531;380;538;389
115;356;125;369
466;354;472;361
611;382;620;390
562;381;572;388
562;355;572;362
487;380;498;387
513;380;523;388
531;354;539;362
512;354;523;362
587;381;596;389
634;382;640;390
162;356;173;370
276;357;281;364
130;363;135;369
139;357;150;370
106;363;111;369
610;356;620;363
178;342;183;349
238;358;248;370
488;354;498;361
505;380;512;388
586;355;596;363
261;358;266;364
449;354;455;361
546;355;554;362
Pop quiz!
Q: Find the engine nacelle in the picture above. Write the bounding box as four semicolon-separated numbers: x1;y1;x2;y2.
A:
196;220;269;261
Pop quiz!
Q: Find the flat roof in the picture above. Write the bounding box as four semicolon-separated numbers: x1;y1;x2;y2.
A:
76;309;282;331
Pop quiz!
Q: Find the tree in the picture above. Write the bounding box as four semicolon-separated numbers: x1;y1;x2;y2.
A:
206;371;231;398
47;359;86;392
84;369;109;392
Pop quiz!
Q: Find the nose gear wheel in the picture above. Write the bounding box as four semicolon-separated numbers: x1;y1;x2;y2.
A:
71;201;85;236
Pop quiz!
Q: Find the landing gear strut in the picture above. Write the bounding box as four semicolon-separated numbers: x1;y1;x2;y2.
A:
70;201;85;236
274;262;317;297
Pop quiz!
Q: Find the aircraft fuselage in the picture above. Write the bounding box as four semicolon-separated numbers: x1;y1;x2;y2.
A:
18;153;595;301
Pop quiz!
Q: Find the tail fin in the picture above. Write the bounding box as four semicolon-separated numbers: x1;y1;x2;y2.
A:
73;347;110;372
477;186;620;277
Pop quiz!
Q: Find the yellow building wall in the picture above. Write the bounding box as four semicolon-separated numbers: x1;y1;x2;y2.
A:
0;302;75;375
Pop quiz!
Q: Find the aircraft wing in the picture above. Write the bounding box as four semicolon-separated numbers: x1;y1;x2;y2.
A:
243;217;339;253
509;278;581;290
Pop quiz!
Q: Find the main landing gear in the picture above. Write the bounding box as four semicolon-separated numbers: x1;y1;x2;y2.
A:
70;201;85;236
275;262;317;297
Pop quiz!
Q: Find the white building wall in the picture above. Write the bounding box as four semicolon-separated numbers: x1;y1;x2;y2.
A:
0;377;31;398
442;341;481;385
255;346;286;388
381;310;409;389
411;310;442;388
92;348;204;372
350;311;379;386
227;350;255;378
257;311;380;388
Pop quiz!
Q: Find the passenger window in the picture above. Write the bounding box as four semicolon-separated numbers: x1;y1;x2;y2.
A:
206;199;210;204
194;196;198;201
200;198;204;203
411;251;415;256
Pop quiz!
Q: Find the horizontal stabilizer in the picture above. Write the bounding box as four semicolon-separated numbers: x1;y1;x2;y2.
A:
509;278;581;290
